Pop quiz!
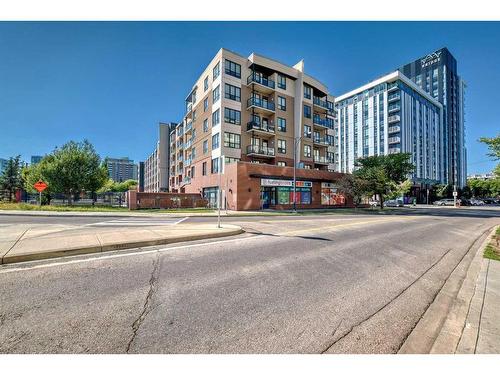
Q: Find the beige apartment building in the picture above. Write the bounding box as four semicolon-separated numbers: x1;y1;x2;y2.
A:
169;48;345;210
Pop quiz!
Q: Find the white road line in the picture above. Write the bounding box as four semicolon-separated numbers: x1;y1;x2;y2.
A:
174;217;188;225
0;236;254;274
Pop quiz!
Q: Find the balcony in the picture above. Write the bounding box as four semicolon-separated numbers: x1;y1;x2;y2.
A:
186;102;193;114
388;92;400;102
388;147;401;154
247;73;275;94
184;157;192;166
313;137;330;147
246;121;275;137
388;104;400;113
388;136;401;145
313;115;333;129
313;155;329;165
246;145;275;158
176;140;184;148
388;125;401;134
387;82;399;92
185;121;193;133
313;96;328;111
177;155;184;163
388;115;401;124
184;139;193;149
247;97;275;115
181;176;191;186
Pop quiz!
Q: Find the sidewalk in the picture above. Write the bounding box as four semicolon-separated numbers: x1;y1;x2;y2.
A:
0;222;243;265
399;225;500;354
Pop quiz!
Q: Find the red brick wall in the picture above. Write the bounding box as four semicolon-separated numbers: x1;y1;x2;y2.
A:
128;191;207;210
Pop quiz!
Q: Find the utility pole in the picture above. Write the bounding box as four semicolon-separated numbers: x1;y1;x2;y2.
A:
217;156;222;228
293;136;302;213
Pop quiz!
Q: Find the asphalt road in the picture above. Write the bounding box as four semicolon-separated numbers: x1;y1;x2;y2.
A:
0;208;499;353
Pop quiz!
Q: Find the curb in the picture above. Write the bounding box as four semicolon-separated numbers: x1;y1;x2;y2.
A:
398;225;497;354
1;226;244;265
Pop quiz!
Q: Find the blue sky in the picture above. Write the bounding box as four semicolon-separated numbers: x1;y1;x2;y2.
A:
0;21;498;174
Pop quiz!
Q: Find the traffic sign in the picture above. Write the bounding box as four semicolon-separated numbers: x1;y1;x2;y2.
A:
34;180;48;192
453;191;458;197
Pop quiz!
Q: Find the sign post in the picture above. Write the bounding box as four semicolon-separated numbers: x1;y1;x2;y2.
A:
453;186;458;208
33;180;48;206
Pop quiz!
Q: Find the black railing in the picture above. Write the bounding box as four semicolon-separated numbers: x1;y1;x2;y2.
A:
246;145;275;156
246;121;275;133
247;97;275;111
247;73;275;89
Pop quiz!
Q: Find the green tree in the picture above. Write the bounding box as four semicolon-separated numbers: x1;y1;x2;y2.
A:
97;178;137;193
0;155;23;202
388;179;412;200
479;135;500;160
22;140;108;205
353;153;415;209
337;174;369;208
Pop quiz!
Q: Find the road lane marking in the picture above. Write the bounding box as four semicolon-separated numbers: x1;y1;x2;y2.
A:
0;216;423;274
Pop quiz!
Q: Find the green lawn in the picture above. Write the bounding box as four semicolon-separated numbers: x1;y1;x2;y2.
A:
484;227;500;262
0;202;215;214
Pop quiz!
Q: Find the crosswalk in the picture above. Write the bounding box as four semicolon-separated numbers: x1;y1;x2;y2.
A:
86;217;187;227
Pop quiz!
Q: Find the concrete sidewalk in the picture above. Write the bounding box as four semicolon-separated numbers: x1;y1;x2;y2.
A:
0;222;243;265
399;225;500;354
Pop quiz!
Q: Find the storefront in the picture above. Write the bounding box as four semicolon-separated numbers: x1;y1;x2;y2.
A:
260;178;312;208
320;182;346;206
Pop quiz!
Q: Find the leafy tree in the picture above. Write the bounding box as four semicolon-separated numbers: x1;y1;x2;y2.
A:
22;155;56;204
22;140;108;205
388;179;412;200
98;178;137;193
353;153;415;209
479;135;500;160
0;155;23;202
337;174;369;208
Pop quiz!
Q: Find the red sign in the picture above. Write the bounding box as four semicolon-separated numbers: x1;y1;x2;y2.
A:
34;180;48;192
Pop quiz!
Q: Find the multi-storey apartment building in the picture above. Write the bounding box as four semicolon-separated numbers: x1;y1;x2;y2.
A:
335;71;445;185
169;48;347;210
143;122;176;192
105;157;138;182
399;48;466;187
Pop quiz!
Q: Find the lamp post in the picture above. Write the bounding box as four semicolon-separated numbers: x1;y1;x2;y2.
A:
293;136;302;213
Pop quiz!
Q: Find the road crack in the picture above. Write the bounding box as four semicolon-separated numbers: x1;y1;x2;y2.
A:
126;252;161;353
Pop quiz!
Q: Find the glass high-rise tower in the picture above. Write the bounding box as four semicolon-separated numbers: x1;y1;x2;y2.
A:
399;47;466;188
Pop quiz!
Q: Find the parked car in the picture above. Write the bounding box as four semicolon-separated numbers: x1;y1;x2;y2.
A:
470;198;485;206
481;198;497;205
385;199;404;207
433;198;455;206
369;200;380;207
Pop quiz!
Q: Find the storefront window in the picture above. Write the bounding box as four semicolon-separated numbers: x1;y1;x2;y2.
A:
321;187;345;206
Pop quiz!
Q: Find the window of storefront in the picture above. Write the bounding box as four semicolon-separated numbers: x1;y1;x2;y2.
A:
320;183;346;206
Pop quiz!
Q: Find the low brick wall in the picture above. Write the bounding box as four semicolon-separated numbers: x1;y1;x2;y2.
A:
127;190;208;210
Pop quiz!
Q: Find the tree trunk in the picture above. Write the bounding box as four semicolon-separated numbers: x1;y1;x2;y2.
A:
67;192;73;206
380;194;385;210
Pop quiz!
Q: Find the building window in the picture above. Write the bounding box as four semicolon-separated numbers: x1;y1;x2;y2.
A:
212;133;220;150
224;59;241;78
192;110;197;121
192;91;197;104
191;166;195;178
327;152;334;163
304;144;311;158
277;139;286;154
191;147;196;159
224;108;241;125
213;62;220;80
277;161;286;167
224;132;241;148
277;74;286;90
277;117;286;132
224;83;241;102
212;109;220;125
203;119;209;132
304;85;312;99
211;157;220;174
204;76;209;92
202;161;207;176
278;96;286;111
204;97;208;112
304;125;312;138
303;105;311;119
212;85;220;103
203;140;208;154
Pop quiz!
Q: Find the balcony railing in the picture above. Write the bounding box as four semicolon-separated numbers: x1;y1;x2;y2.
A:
313;155;329;164
185;121;193;133
388;115;401;123
247;73;275;89
388;105;401;113
246;121;275;134
388;92;400;102
246;145;275;157
313;115;333;129
177;155;184;162
247;97;275;112
184;157;192;166
387;82;399;91
388;125;401;133
313;137;330;146
388;136;401;144
388;147;401;154
184;139;193;149
313;96;328;109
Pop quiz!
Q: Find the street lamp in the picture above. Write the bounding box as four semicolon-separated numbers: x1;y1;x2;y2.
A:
293;136;302;213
